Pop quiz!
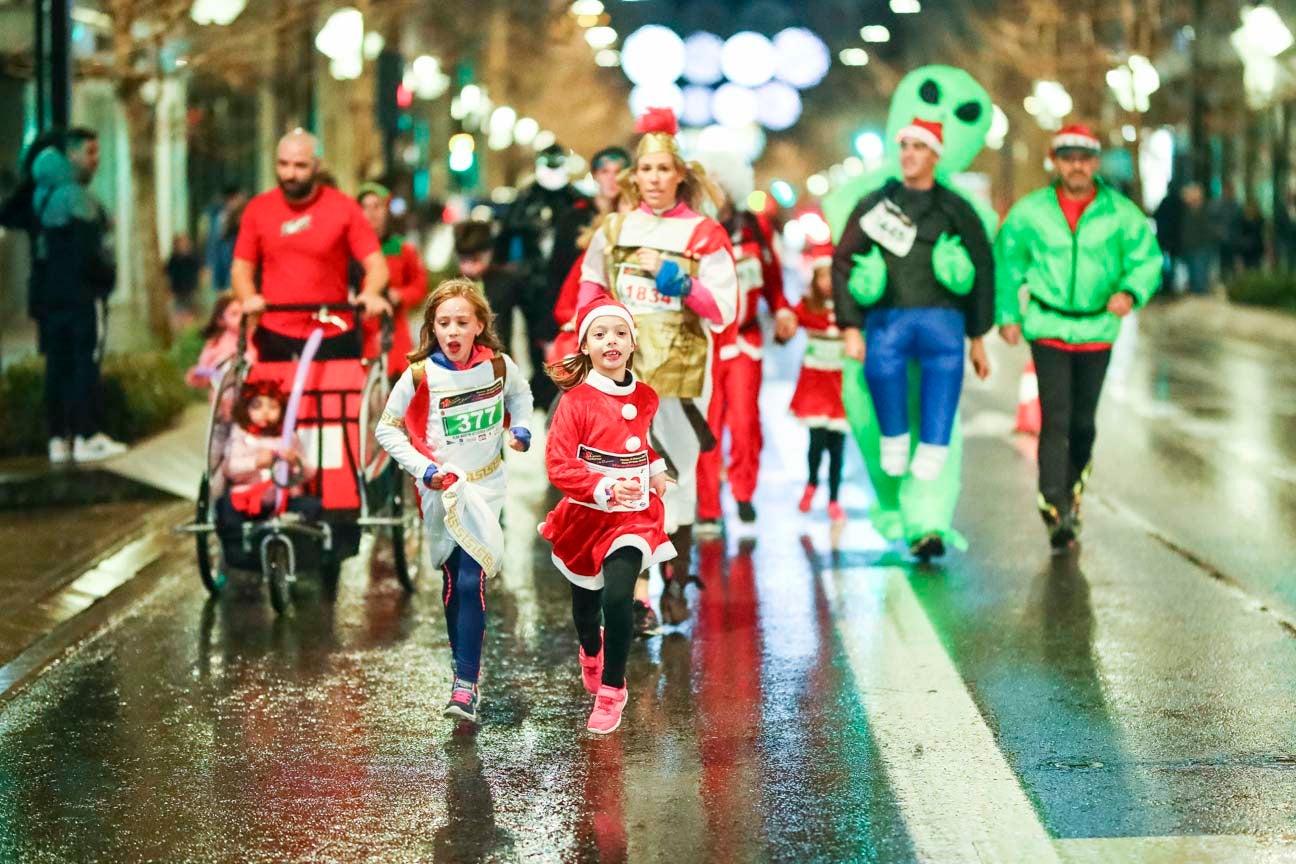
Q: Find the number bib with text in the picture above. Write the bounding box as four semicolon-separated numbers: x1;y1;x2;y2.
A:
735;255;764;290
578;445;650;512
860;199;918;258
616;260;683;315
439;379;505;443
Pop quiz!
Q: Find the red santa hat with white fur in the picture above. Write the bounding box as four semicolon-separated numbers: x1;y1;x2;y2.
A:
1050;124;1102;156
576;298;638;345
895;117;944;155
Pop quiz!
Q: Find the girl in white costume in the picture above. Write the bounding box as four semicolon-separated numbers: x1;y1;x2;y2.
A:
375;279;533;724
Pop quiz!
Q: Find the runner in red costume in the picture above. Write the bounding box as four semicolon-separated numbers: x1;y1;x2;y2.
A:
692;151;797;532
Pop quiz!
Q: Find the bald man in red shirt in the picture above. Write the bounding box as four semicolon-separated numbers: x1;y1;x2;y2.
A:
232;130;390;360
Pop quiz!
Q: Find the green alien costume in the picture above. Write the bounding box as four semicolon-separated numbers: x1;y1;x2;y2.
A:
821;66;998;551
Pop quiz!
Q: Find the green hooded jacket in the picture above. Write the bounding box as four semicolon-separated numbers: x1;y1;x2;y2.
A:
995;178;1161;344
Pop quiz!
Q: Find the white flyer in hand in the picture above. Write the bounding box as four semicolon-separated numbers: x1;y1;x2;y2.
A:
579;444;650;512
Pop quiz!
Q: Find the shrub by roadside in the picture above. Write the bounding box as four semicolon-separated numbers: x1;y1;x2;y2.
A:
1225;271;1296;312
0;352;189;457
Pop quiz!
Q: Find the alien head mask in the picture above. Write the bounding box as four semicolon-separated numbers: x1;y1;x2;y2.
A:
885;65;992;175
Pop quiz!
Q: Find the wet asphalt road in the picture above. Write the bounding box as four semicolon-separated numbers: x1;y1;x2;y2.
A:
1;308;1295;863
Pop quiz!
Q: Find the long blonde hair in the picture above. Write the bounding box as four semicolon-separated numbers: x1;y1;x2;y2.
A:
619;153;725;214
407;277;504;363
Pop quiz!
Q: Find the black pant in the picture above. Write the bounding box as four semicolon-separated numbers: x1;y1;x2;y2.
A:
808;428;845;501
570;547;641;689
254;327;361;362
1030;341;1112;513
38;307;100;439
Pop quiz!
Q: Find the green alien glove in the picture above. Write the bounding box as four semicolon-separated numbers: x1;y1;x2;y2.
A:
847;247;887;306
931;233;975;296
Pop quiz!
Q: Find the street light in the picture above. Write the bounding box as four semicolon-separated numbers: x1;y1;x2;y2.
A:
1023;80;1072;130
1231;4;1293;107
314;7;364;81
839;48;869;66
1105;54;1159;113
890;0;921;12
191;0;247;26
860;25;890;43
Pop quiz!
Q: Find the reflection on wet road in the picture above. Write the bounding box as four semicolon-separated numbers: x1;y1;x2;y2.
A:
1;312;1295;863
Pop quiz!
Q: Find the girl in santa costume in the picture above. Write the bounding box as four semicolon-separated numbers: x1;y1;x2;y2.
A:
541;299;675;734
374;278;533;725
576;107;738;626
786;252;848;523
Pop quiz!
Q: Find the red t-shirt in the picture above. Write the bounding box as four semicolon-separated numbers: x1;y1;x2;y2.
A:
1055;187;1096;233
233;186;381;338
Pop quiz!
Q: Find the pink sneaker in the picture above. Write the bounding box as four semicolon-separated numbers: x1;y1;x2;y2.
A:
587;684;628;734
827;501;846;523
798;484;817;513
579;631;604;694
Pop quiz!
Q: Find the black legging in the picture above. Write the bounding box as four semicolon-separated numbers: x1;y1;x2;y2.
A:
808;428;845;502
1029;341;1112;513
570;547;641;689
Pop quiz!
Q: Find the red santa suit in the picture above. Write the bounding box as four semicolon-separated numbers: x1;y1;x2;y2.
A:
362;236;427;377
789;299;847;430
696;210;787;520
541;367;676;589
577;201;738;532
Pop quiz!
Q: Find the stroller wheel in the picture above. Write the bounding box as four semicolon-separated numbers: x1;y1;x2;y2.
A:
263;536;294;616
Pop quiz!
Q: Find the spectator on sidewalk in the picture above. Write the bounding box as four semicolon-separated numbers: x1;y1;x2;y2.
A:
29;128;128;464
1236;201;1266;272
1208;182;1242;282
203;186;245;293
1180;183;1214;296
1153;184;1183;296
166;233;202;322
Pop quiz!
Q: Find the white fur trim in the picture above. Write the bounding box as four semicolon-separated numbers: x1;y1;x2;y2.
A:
584;369;636;396
621;403;638;420
1051;132;1101;153
896;124;943;155
578;305;638;345
551;534;677;591
625;436;641;451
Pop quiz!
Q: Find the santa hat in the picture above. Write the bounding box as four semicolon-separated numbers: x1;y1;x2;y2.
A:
635;107;680;136
576;298;637;345
895;117;944;155
1051;124;1101;155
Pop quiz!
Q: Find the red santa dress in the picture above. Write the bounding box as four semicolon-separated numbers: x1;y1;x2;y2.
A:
789;299;847;430
540;368;677;589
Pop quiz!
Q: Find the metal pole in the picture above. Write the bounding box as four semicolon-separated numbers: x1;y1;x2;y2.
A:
50;0;71;127
34;0;47;129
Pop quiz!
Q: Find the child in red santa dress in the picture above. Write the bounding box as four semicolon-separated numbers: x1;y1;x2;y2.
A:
541;299;675;734
787;253;848;523
374;278;534;725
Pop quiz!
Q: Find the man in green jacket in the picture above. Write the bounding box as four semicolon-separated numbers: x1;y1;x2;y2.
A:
995;124;1161;551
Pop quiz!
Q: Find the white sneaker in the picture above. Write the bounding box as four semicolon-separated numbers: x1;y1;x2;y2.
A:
909;442;949;481
48;437;71;464
73;433;128;462
879;434;910;477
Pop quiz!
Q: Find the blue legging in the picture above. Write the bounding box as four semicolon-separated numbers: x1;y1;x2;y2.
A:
864;307;965;447
442;546;487;683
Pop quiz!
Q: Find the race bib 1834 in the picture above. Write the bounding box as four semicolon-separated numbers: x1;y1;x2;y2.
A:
439;379;505;442
616;261;683;314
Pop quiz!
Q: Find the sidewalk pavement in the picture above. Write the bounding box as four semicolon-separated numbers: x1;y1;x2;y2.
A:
0;401;206;695
1138;295;1296;350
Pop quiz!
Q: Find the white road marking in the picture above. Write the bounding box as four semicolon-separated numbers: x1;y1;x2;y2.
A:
824;565;1062;864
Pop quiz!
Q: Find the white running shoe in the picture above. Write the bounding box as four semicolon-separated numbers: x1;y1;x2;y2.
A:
48;437;71;464
909;442;949;481
73;433;128;463
879;434;910;477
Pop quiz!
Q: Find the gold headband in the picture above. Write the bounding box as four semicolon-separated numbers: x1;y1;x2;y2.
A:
637;132;680;158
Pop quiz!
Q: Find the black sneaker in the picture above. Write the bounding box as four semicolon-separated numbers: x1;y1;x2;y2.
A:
736;501;757;523
909;533;945;563
633;599;660;638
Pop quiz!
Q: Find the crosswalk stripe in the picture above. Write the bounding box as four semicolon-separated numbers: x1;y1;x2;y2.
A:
823;565;1061;863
